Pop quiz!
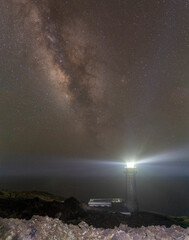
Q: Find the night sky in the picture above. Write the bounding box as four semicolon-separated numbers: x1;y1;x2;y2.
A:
0;0;189;215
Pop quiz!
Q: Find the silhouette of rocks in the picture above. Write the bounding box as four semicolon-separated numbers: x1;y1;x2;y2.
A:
60;197;87;222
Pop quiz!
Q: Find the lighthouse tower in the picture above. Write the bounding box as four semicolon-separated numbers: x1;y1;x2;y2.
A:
125;161;138;214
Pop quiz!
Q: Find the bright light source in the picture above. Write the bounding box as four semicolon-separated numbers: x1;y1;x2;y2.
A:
125;161;136;169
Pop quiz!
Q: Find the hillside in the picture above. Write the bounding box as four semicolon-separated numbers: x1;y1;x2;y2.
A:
0;190;65;202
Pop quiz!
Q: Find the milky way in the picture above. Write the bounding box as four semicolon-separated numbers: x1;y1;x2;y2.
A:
0;0;189;216
0;0;189;159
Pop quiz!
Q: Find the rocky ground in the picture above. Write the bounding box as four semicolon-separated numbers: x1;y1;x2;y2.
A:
0;215;189;240
0;191;188;239
0;196;188;229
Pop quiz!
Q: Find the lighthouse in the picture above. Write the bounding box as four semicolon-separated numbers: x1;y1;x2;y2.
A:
125;161;138;214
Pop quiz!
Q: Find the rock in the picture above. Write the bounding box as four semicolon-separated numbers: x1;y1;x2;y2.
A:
0;216;188;240
119;223;128;231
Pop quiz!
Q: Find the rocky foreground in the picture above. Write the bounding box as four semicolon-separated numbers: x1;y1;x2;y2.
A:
0;191;188;239
0;215;189;240
1;196;188;229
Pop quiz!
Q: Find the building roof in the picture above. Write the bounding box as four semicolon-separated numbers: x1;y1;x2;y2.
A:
88;198;130;214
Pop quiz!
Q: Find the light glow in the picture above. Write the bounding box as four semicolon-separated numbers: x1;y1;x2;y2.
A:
125;161;136;169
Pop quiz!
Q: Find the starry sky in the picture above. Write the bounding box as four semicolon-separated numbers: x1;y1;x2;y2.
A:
0;0;189;215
